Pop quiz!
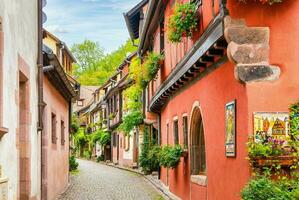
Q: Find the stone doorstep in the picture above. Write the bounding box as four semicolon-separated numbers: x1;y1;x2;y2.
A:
98;161;177;200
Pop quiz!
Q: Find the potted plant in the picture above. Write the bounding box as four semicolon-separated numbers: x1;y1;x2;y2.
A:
159;145;183;169
167;2;199;43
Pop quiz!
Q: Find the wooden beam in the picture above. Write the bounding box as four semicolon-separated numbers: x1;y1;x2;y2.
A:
207;48;224;56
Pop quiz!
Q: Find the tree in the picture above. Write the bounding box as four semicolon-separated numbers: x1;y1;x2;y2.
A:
71;39;137;86
71;40;105;75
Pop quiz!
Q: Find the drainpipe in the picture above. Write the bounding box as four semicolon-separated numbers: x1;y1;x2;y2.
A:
157;113;161;179
68;101;72;183
37;0;43;131
37;0;44;199
219;0;229;17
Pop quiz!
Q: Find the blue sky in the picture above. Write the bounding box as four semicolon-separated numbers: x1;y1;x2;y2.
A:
44;0;140;53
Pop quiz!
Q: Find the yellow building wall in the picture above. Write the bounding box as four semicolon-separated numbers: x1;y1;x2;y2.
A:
43;35;58;54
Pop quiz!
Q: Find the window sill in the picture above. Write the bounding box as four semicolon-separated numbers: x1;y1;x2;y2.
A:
0;127;8;140
191;175;207;186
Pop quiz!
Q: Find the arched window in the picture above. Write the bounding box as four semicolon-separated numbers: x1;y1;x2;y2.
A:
190;106;206;175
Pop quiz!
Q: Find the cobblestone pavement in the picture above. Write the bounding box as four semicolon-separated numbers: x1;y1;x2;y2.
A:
58;159;164;200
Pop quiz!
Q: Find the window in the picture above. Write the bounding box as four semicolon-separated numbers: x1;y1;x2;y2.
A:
51;113;57;144
183;116;188;149
166;123;169;145
173;120;179;145
77;100;83;106
190;107;206;175
61;120;65;145
160;17;165;53
114;95;117;112
113;132;117;147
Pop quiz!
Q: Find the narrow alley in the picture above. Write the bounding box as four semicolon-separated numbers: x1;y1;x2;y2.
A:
58;160;164;200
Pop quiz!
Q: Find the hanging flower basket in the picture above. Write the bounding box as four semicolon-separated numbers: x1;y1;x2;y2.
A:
167;2;199;43
251;155;297;167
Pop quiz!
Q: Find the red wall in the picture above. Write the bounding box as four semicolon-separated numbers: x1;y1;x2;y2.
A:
155;1;299;199
160;61;249;200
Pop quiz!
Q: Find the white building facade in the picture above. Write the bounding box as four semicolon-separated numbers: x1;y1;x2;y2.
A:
0;0;41;199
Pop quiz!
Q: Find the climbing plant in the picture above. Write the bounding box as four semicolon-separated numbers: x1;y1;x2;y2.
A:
139;127;161;174
143;52;164;83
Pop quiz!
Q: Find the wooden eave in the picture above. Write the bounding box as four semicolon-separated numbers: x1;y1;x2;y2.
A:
123;0;149;40
43;53;78;101
149;15;228;113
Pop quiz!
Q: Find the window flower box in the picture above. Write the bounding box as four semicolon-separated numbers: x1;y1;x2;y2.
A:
251;155;297;167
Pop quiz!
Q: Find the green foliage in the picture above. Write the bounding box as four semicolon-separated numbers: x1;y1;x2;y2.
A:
96;155;104;162
74;129;88;147
123;84;143;112
69;155;79;171
71;40;105;74
83;150;92;159
99;131;111;146
139;128;161;174
72;39;137;86
289;102;299;151
119;111;143;135
90;129;110;146
247;139;285;158
159;145;183;169
167;2;198;43
241;176;298;200
71;114;80;134
143;52;164;83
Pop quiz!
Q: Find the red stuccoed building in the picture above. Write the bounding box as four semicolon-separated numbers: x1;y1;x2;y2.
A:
125;0;299;199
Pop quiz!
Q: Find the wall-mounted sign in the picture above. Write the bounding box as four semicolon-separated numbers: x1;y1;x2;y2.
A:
225;100;236;157
253;112;289;142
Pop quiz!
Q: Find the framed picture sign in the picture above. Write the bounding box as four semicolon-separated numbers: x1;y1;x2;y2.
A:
253;112;289;142
225;100;236;157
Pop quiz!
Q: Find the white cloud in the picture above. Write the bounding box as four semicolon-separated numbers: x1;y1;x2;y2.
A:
44;0;141;52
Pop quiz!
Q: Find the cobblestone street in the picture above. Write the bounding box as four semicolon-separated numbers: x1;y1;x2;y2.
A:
58;159;164;200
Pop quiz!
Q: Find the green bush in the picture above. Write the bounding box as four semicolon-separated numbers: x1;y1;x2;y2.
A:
69;156;79;171
83;150;92;159
241;176;298;200
159;145;183;169
139;128;161;174
96;155;104;162
99;131;111;146
119;111;143;135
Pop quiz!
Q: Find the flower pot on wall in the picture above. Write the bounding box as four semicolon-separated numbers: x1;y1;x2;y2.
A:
251;155;297;167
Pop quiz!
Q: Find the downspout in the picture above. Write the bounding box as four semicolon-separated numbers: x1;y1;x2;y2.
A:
157;113;161;179
37;0;44;199
68;101;72;183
